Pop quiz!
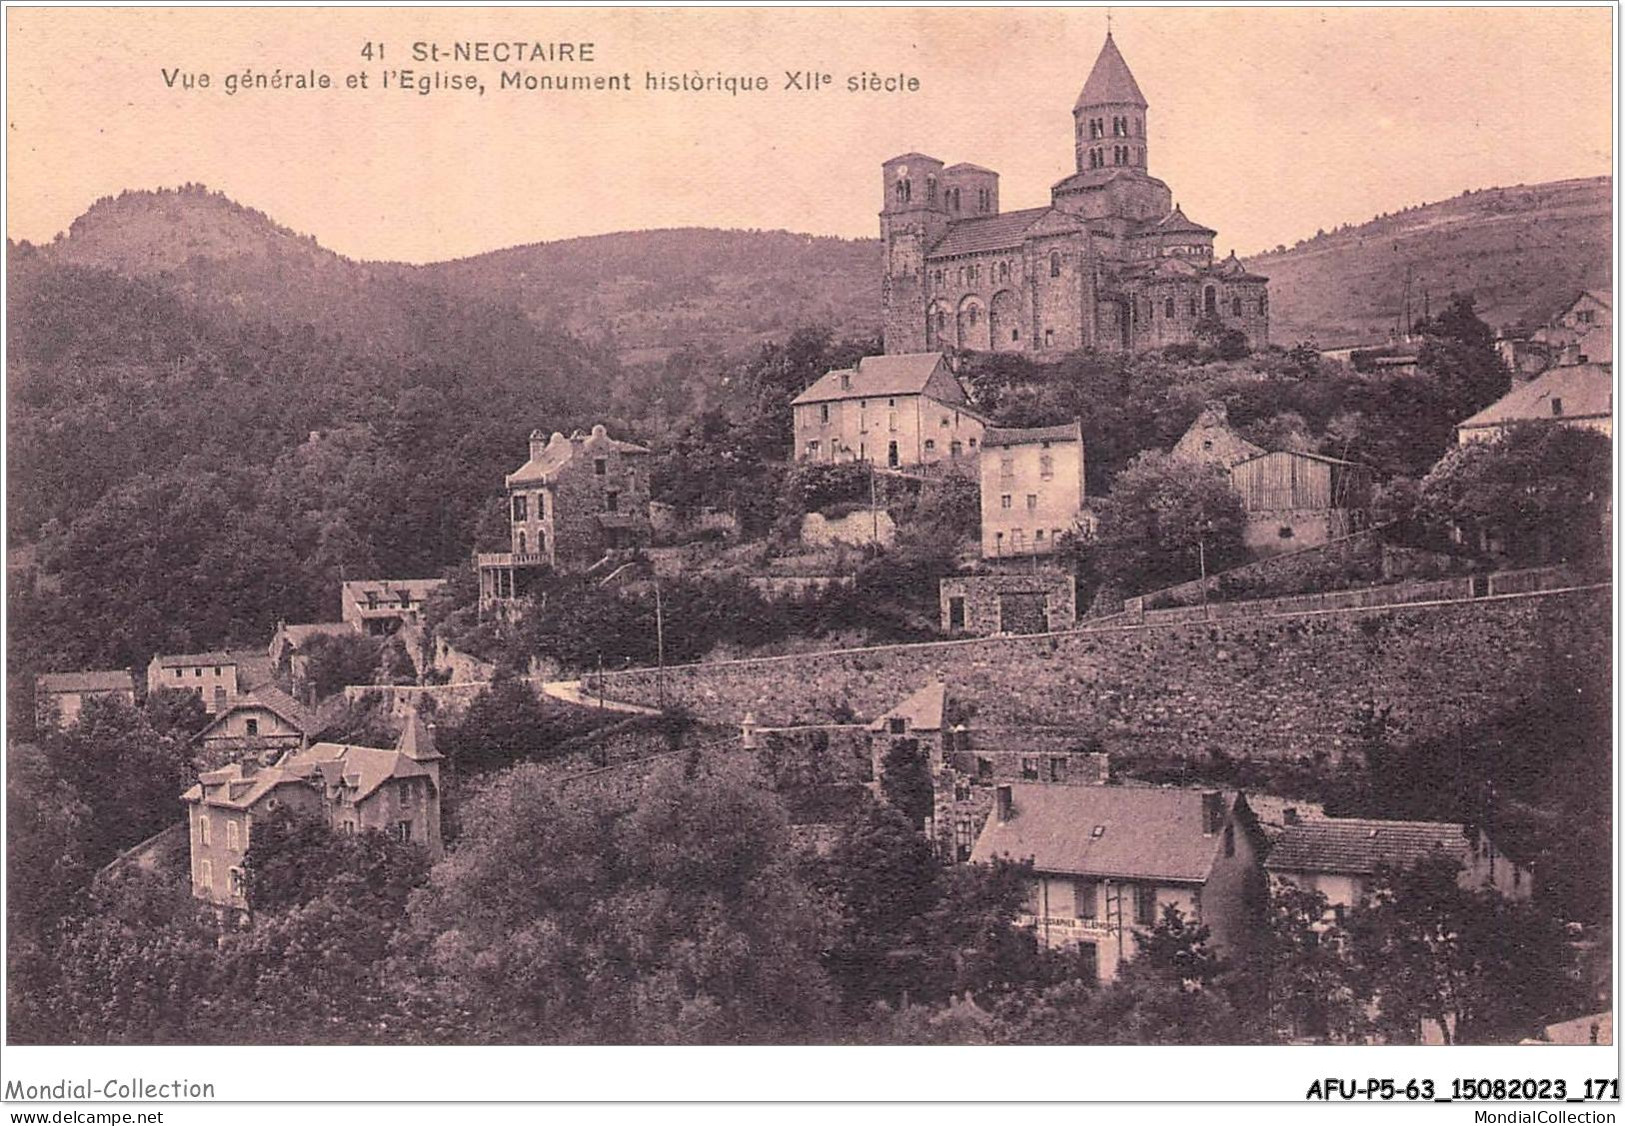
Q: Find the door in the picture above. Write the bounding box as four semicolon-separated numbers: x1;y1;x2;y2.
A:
948;596;966;631
887;441;899;468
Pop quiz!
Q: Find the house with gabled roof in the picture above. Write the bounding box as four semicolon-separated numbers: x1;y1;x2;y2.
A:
791;352;989;469
1264;817;1532;918
340;578;446;636
1456;363;1613;445
193;682;326;765
971;783;1265;982
182;710;443;911
35;669;136;729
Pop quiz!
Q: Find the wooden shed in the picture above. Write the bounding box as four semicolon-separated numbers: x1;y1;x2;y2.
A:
1228;450;1373;513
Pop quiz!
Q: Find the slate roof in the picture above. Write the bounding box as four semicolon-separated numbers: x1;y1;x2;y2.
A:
37;669;134;694
195;683;317;741
945;162;997;175
868;681;947;733
1137;205;1216;237
153;650;239;669
507;425;650;488
791;352;958;406
927;207;1061;258
982;421;1083;449
1457;363;1613;431
184;741;435;810
1265;818;1483;877
1076;32;1147;108
970;784;1239;883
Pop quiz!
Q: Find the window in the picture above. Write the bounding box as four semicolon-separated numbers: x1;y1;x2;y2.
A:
594;458;607;476
1026;494;1038;511
175;668;182;678
1165;297;1175;318
1040;455;1054;479
999;457;1014;478
1278;526;1294;540
214;666;221;676
1224;825;1235;857
512;494;528;521
1050;252;1061;278
517;531;527;554
955;817;975;861
889;717;907;735
888;411;898;432
198;858;212;891
805;440;820;457
1135;885;1157;926
1049;757;1066;782
245;718;258;736
1035;529;1045;545
820;404;830;424
1204;286;1217;315
968;437;977;449
1021;757;1039;781
1076;879;1098;919
976;756;993;781
1000;494;1012;509
994;531;1004;551
1551;397;1565;417
949;596;966;630
195;668;203;678
950;440;962;458
1189;297;1198;317
226;821;239;851
395;821;413;842
1232;296;1243;317
199;815;211;846
924;439;936;452
1044;329;1055;347
1259;294;1268;316
606;491;619;513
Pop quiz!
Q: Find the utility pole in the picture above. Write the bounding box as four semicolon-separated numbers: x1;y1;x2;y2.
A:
654;582;666;710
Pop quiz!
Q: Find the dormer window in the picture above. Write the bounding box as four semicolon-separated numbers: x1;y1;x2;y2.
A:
888;718;906;734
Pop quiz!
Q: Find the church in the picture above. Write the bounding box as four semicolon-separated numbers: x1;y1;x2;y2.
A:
880;31;1269;357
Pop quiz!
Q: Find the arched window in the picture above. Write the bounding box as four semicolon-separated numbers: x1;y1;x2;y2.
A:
1050;251;1061;278
894;180;906;204
518;531;527;554
1204;286;1217;316
927;175;937;204
1232;296;1243;316
1189;297;1198;317
1165;296;1175;318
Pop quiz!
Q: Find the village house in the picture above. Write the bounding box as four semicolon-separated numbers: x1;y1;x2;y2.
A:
1171;404;1373;555
1455;362;1613;445
268;620;358;685
971;783;1265;982
34;669;136;729
192;683;322;766
791;352;989;469
979;421;1090;559
340;578;446;636
1264;816;1533;922
147;651;243;715
1498;291;1612;378
479;424;652;608
182;711;443;912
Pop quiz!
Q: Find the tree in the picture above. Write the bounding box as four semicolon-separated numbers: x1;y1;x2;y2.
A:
878;738;934;830
1421;424;1610;565
300;631;384;699
240;804;429;915
1415;295;1509;418
1345;853;1583;1044
438;674;566;772
1090;450;1247;592
405;757;839;1043
1255;881;1370;1042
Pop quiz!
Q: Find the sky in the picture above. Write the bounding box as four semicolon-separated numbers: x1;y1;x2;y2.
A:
5;6;1615;263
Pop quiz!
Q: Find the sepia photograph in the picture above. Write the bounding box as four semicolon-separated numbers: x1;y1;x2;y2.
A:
1;1;1617;1111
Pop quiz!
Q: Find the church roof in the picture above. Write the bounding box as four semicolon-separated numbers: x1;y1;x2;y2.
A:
1139;205;1216;237
1076;33;1146;108
927;207;1075;258
944;162;998;176
1210;251;1269;282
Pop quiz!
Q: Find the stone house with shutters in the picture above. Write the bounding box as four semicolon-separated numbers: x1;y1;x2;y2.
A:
791;352;989;469
970;783;1266;983
479;424;652;608
880;31;1268;357
182;712;443;912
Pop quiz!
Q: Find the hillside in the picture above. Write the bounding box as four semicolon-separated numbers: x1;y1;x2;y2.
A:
1247;176;1612;346
421;228;881;369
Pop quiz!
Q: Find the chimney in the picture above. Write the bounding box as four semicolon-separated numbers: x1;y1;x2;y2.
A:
1201;790;1224;835
528;429;548;461
995;784;1013;824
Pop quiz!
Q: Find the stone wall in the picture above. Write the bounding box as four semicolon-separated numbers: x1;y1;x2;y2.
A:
585;585;1609;763
940;571;1077;635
